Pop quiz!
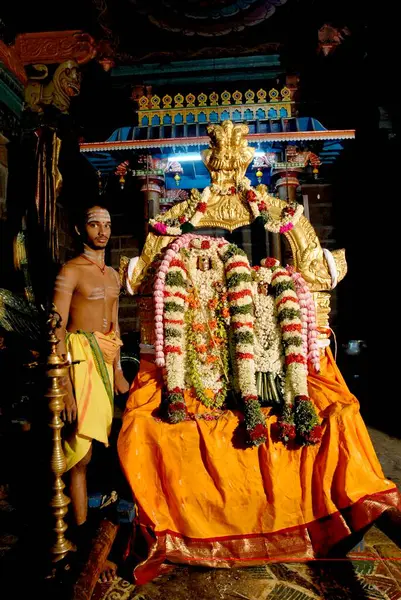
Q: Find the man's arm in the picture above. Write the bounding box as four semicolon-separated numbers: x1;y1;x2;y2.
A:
53;264;78;422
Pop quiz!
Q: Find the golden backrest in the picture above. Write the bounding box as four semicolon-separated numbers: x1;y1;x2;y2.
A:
124;121;346;338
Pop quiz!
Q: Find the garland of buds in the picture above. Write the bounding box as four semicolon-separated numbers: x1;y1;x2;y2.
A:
162;253;189;423
268;262;322;445
219;244;267;446
150;188;211;236
154;233;196;366
287;267;320;373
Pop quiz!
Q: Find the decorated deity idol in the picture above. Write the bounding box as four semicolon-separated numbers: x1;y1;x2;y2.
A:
117;121;401;585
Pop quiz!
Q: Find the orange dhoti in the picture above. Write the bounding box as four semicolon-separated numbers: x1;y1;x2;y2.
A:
117;349;401;584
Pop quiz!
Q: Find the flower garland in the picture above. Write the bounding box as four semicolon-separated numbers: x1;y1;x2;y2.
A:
149;177;303;237
184;240;230;409
154;234;187;367
269;262;308;402
162;253;189;423
153;233;216;367
154;235;230;423
150;188;211;236
263;259;322;446
252;264;285;375
245;186;303;234
153;235;267;446
287;266;320;373
153;410;224;423
185;285;230;409
219;243;267;446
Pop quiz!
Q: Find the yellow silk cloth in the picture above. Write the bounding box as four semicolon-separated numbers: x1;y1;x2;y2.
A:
64;330;121;471
118;349;401;583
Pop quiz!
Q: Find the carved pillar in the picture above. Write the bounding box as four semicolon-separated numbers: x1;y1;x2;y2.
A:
273;167;302;203
137;175;163;236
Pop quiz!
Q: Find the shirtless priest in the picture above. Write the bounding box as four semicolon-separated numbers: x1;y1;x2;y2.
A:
53;204;129;580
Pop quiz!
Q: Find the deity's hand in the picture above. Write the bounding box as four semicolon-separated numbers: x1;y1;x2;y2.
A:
62;392;77;423
114;370;130;395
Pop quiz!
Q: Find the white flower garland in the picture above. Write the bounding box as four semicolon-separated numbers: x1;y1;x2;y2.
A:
252;267;285;375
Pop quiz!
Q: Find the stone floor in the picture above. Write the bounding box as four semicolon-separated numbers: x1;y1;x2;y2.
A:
2;425;401;600
87;424;401;600
367;427;401;489
92;525;401;600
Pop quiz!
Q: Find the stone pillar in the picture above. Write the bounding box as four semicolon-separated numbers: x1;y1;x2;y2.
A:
137;174;164;236
273;167;302;203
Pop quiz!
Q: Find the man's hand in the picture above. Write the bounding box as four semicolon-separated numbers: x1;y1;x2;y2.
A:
114;370;130;395
62;392;77;423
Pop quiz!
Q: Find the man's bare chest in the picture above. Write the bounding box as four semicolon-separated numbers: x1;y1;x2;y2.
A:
74;268;119;303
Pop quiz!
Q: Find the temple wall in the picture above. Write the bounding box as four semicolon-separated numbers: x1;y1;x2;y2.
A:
109;211;140;335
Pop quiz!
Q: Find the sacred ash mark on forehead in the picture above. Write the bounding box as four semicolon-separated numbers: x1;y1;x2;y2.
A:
86;208;111;224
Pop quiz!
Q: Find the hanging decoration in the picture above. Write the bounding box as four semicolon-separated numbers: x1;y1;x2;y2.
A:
115;160;130;189
318;24;350;56
165;160;183;187
97;169;103;195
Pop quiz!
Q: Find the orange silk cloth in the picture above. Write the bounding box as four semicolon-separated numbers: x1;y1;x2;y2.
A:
117;349;401;584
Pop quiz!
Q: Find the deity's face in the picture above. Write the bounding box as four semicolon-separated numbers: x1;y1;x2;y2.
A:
258;282;269;296
82;206;111;249
197;256;212;272
214;281;225;293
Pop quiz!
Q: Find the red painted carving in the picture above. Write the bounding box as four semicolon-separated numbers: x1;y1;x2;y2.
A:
0;40;27;84
14;30;97;65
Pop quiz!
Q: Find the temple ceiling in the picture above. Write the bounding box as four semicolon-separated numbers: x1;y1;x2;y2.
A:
124;0;287;37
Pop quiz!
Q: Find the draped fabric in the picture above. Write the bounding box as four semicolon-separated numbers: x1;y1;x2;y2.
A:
118;349;401;584
64;330;120;471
